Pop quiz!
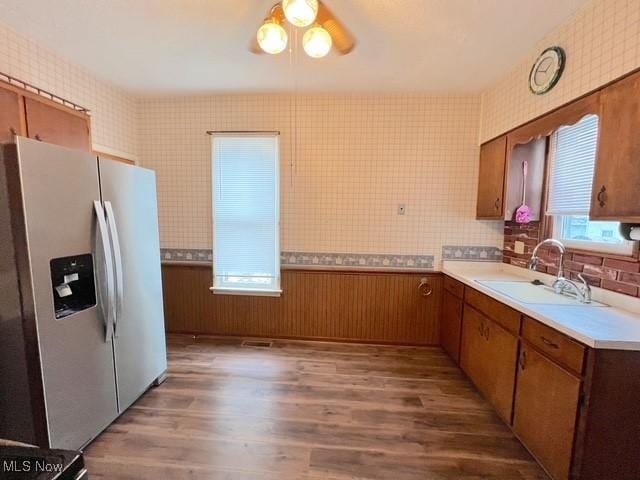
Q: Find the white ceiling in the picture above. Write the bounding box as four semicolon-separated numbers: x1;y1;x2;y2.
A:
0;0;588;95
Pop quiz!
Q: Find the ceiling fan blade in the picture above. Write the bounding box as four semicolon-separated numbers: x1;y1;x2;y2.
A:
249;3;286;54
317;1;356;55
249;36;265;54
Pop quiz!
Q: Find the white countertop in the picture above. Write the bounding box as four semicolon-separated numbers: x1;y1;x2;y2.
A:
442;261;640;351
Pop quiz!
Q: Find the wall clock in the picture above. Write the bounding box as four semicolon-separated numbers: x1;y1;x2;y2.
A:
529;47;565;95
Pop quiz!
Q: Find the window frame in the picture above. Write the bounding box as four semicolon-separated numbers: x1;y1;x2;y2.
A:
551;215;635;256
210;131;282;297
544;116;635;256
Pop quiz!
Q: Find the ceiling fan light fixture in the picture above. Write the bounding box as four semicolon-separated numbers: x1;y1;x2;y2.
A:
303;25;332;58
257;19;288;54
282;0;318;27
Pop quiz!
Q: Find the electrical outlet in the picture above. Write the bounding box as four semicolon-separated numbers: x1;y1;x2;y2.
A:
397;204;406;215
514;240;525;254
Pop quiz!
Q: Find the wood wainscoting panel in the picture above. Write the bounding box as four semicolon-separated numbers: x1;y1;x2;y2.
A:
162;265;441;345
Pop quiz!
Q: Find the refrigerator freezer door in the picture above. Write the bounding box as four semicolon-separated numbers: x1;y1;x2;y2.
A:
14;138;118;449
0;144;38;445
99;158;168;412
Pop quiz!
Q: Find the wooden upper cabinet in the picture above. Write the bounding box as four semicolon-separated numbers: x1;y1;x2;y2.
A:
25;97;91;152
513;345;581;480
591;71;640;221
0;86;22;143
460;305;519;422
476;135;507;219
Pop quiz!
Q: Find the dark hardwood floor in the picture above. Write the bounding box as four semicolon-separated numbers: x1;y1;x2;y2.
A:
84;335;548;479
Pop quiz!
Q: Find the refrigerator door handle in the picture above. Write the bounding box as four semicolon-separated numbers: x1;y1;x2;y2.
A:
104;201;124;337
93;201;116;342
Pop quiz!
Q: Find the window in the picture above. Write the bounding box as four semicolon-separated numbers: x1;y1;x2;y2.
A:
211;133;281;296
547;115;633;255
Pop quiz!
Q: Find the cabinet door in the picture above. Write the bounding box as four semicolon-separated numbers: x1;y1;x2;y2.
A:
513;345;581;480
591;71;640;221
25;97;91;151
476;135;507;219
460;305;518;422
440;290;463;363
0;86;21;143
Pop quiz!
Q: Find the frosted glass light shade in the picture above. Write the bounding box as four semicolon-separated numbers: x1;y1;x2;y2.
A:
282;0;318;27
303;26;332;58
257;21;288;54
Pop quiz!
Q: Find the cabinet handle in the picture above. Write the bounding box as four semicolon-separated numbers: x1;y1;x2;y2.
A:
478;323;490;340
9;127;16;136
494;197;500;210
418;278;433;297
540;336;559;349
519;350;527;370
34;134;42;141
596;185;607;207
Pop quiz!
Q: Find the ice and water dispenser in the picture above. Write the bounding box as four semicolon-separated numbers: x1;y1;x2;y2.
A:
49;254;96;319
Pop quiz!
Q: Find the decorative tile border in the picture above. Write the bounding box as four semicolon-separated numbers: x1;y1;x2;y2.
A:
161;248;435;270
442;245;503;262
161;248;212;263
281;252;435;270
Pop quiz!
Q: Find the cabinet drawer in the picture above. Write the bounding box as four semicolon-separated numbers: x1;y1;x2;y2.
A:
443;275;465;299
464;288;521;334
522;317;585;374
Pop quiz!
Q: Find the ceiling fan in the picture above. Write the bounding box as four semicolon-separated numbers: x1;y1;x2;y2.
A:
250;0;356;58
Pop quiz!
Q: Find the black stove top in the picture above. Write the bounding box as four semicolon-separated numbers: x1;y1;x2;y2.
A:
0;446;85;479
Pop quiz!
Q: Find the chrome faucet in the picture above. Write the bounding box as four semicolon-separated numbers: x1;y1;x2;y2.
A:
528;238;566;278
529;238;592;303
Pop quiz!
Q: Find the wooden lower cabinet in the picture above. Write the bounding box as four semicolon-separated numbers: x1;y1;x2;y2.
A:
513;344;581;480
460;305;518;422
455;286;640;480
440;290;463;362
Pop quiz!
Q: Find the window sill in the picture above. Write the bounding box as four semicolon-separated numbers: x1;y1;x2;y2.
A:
556;239;636;257
209;286;282;297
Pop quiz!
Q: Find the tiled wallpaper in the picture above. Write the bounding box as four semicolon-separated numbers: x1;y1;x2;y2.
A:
0;21;139;159
481;0;640;298
4;0;639;270
139;95;504;266
480;0;640;142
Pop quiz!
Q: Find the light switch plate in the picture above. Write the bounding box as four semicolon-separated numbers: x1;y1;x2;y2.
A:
514;240;525;254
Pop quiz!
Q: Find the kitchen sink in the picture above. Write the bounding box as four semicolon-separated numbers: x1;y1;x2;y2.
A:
475;280;607;306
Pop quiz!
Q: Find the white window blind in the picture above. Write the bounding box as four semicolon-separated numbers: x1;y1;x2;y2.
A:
546;114;599;216
211;133;281;296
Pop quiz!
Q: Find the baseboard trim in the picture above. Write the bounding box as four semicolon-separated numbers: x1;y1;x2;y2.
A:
167;331;441;348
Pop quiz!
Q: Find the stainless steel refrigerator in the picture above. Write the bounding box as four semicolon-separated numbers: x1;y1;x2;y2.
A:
0;137;167;450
